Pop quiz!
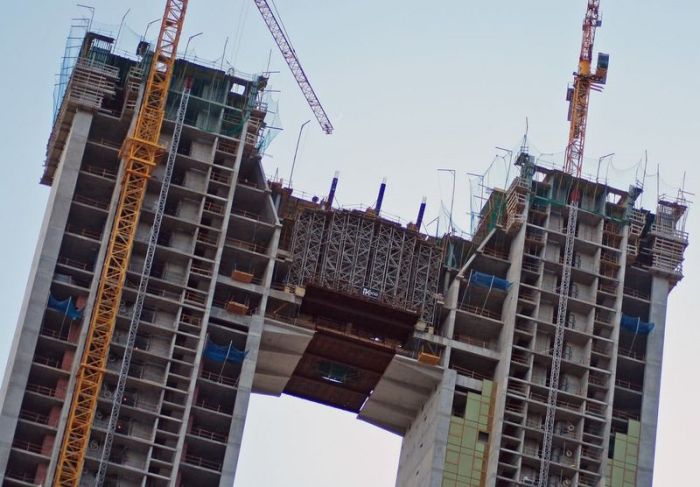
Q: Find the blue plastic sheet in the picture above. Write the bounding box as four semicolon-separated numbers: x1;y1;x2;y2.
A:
620;314;655;334
469;271;511;291
204;340;247;364
47;294;82;320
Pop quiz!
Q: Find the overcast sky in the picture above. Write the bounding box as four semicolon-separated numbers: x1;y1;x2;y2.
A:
0;1;698;485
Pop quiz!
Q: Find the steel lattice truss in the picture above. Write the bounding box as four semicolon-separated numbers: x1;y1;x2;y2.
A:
289;210;326;285
320;212;346;288
538;204;579;486
411;240;442;324
368;223;393;296
395;234;417;305
288;209;442;324
94;80;193;487
252;0;333;134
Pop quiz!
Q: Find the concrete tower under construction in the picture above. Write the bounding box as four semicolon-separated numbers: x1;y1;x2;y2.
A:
0;16;689;487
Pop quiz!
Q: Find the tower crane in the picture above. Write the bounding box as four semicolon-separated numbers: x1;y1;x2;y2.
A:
53;0;331;485
538;1;608;485
94;78;193;487
252;0;334;134
53;1;188;485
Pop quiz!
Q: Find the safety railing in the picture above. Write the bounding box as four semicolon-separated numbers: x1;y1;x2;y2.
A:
73;193;110;210
200;370;238;387
19;409;51;426
81;164;117;180
183;454;222;472
457;303;502;321
189;426;227;443
615;378;643;392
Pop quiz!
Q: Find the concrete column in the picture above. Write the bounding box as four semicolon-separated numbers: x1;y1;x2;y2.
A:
637;275;670;487
221;154;279;486
169;124;249;487
220;314;263;486
485;220;527;484
440;278;460;367
600;221;631;479
0;111;93;478
395;369;456;487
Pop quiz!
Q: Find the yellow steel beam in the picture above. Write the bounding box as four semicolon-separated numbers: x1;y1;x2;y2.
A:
53;1;188;485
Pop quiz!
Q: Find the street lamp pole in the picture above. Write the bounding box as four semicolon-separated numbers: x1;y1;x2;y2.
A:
289;120;311;187
438;168;456;234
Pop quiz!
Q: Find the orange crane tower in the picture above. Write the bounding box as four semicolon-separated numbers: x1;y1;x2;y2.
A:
564;0;609;180
538;1;608;485
52;0;333;483
53;1;188;485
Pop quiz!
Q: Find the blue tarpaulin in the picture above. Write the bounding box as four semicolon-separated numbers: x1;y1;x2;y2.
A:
204;340;247;364
47;294;82;320
620;314;655;334
469;271;511;291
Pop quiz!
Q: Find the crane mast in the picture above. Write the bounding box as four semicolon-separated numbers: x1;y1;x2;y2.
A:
252;0;334;134
563;0;608;179
538;1;608;485
53;1;188;485
94;79;193;487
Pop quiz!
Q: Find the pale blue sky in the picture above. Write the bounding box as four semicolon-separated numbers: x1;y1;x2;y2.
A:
0;1;698;485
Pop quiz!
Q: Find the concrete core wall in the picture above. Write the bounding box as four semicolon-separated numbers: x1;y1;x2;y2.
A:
396;370;456;487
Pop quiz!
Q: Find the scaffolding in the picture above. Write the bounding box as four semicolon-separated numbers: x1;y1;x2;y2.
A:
504;152;536;235
288;209;443;325
626;208;646;262
53;16;91;122
45;34;119;185
649;200;688;280
472;190;506;245
121;64;145;118
504;177;529;235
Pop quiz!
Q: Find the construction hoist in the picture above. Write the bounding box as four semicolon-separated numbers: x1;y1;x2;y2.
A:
53;0;332;484
538;1;609;485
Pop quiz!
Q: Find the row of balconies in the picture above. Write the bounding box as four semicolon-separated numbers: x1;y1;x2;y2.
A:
506;381;608;421
7;113;255;486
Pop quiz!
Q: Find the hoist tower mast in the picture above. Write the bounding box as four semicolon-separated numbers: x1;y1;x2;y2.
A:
539;1;609;485
53;1;188;485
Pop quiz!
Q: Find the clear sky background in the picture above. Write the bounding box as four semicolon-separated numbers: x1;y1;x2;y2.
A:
0;0;698;485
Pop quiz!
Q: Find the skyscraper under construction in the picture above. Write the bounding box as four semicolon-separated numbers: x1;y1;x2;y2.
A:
0;7;689;487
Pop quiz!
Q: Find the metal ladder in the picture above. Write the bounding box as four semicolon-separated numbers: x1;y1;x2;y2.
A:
538;202;579;486
95;80;192;486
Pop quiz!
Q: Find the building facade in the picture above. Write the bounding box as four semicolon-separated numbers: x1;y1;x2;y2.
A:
0;29;688;487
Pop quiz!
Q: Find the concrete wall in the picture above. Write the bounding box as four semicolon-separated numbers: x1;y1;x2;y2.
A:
220;315;263;487
636;276;670;487
395;370;456;487
485;216;527;484
0;110;93;478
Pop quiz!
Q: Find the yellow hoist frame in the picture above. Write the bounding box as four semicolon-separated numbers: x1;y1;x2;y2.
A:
53;1;188;485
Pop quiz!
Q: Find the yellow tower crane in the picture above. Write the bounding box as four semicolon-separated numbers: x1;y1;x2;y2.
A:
538;1;609;485
53;0;334;483
53;1;188;485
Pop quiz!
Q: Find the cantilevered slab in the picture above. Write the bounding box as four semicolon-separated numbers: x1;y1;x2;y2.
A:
284;327;396;412
301;284;419;342
358;354;443;434
253;320;314;396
